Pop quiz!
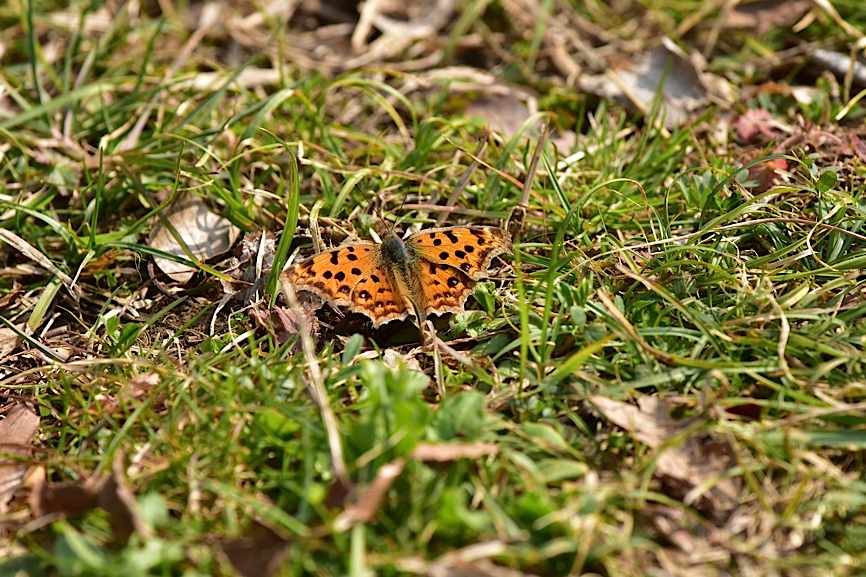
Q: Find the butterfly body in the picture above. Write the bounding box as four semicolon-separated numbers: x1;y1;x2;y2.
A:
379;232;427;327
285;226;507;331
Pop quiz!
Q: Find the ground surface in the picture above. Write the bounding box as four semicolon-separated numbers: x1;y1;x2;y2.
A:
3;1;866;576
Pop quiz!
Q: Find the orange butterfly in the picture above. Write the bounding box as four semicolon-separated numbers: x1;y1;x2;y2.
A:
285;226;507;333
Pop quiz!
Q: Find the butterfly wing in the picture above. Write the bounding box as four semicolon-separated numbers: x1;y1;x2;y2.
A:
416;260;476;316
287;243;409;327
408;226;507;279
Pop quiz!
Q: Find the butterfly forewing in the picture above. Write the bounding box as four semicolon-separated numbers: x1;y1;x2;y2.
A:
408;227;506;279
288;243;408;327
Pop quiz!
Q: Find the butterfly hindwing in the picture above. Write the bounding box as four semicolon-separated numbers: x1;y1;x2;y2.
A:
408;226;507;279
417;259;475;315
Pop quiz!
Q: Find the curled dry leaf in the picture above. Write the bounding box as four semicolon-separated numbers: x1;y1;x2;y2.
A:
590;395;739;516
28;452;149;542
218;521;291;577
149;196;240;284
0;404;40;515
580;39;732;128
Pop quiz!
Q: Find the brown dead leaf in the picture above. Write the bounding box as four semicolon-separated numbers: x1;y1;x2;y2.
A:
590;395;739;516
149;196;240;284
0;327;19;362
849;134;866;163
333;459;406;531
580;39;731;128
734;109;783;143
461;87;575;150
746;157;789;193
411;442;498;462
466;92;537;140
29;452;149;541
122;372;160;403
0;404;40;515
724;0;811;34
98;453;150;540
27;466;100;518
218;521;291;577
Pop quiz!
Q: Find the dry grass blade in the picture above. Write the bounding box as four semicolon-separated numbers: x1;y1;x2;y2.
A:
411;442;498;461
0;229;79;298
118;3;223;151
396;541;539;577
506;122;549;238
280;279;349;488
597;289;675;365
333;459;406;531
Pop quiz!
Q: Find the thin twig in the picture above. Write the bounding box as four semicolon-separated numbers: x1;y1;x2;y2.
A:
505;122;549;237
436;137;487;225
